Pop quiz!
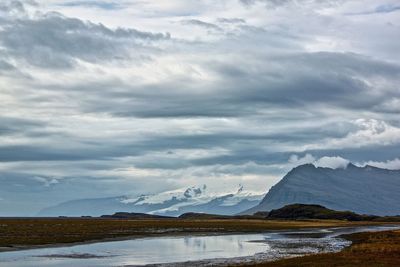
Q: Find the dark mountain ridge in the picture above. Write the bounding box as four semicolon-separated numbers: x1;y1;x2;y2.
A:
244;163;400;216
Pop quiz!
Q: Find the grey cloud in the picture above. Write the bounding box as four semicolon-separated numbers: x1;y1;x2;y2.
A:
181;19;222;31
0;145;98;162
374;98;400;114
0;60;15;71
305;144;400;164
212;52;399;109
217;18;246;24
0;0;38;20
0;117;46;136
240;0;291;6
158;127;355;168
0;12;170;68
0;0;27;14
190;142;400;174
0;138;148;162
59;52;400;119
0;118;353;166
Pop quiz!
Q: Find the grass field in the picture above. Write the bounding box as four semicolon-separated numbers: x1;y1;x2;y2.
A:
0;218;391;251
240;230;400;267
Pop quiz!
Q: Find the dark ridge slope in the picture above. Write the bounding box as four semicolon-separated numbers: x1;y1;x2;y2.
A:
244;164;400;216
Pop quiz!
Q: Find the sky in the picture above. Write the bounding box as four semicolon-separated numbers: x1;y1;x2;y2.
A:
0;0;399;215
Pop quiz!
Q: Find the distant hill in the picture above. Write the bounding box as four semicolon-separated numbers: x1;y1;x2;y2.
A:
38;185;264;217
100;212;173;219
178;212;233;220
261;204;379;221
243;164;400;216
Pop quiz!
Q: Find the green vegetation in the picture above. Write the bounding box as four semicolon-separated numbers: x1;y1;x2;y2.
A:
240;230;400;267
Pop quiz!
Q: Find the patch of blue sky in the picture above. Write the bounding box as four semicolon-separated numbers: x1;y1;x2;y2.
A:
60;1;123;10
346;3;400;15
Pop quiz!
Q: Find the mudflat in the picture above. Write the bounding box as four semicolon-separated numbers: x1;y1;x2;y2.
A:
238;230;400;267
0;217;395;252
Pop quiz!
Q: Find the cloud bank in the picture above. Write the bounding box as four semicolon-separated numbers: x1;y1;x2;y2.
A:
0;0;399;215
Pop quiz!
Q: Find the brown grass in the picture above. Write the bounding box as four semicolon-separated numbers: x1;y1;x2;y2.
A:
0;218;389;249
239;230;400;267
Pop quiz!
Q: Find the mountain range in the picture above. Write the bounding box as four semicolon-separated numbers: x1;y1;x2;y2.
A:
38;185;264;217
244;163;400;216
39;163;400;217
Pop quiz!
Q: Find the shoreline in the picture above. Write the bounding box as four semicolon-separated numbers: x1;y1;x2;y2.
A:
1;224;399;267
141;225;400;267
237;229;400;267
0;222;400;262
0;221;397;253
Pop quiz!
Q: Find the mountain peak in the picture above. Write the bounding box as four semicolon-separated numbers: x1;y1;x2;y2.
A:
292;163;316;171
183;186;204;198
346;162;359;169
237;184;244;193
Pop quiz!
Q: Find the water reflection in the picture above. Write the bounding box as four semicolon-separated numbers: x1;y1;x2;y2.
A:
0;234;267;267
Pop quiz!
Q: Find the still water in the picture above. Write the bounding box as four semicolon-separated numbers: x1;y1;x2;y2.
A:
0;225;398;267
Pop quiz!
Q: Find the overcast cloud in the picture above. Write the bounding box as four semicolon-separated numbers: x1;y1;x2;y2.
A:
0;0;399;215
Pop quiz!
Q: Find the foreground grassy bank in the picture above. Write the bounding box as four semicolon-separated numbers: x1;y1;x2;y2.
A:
0;218;392;251
241;230;400;267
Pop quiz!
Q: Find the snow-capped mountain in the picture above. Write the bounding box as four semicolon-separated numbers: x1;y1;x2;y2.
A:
37;185;264;217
